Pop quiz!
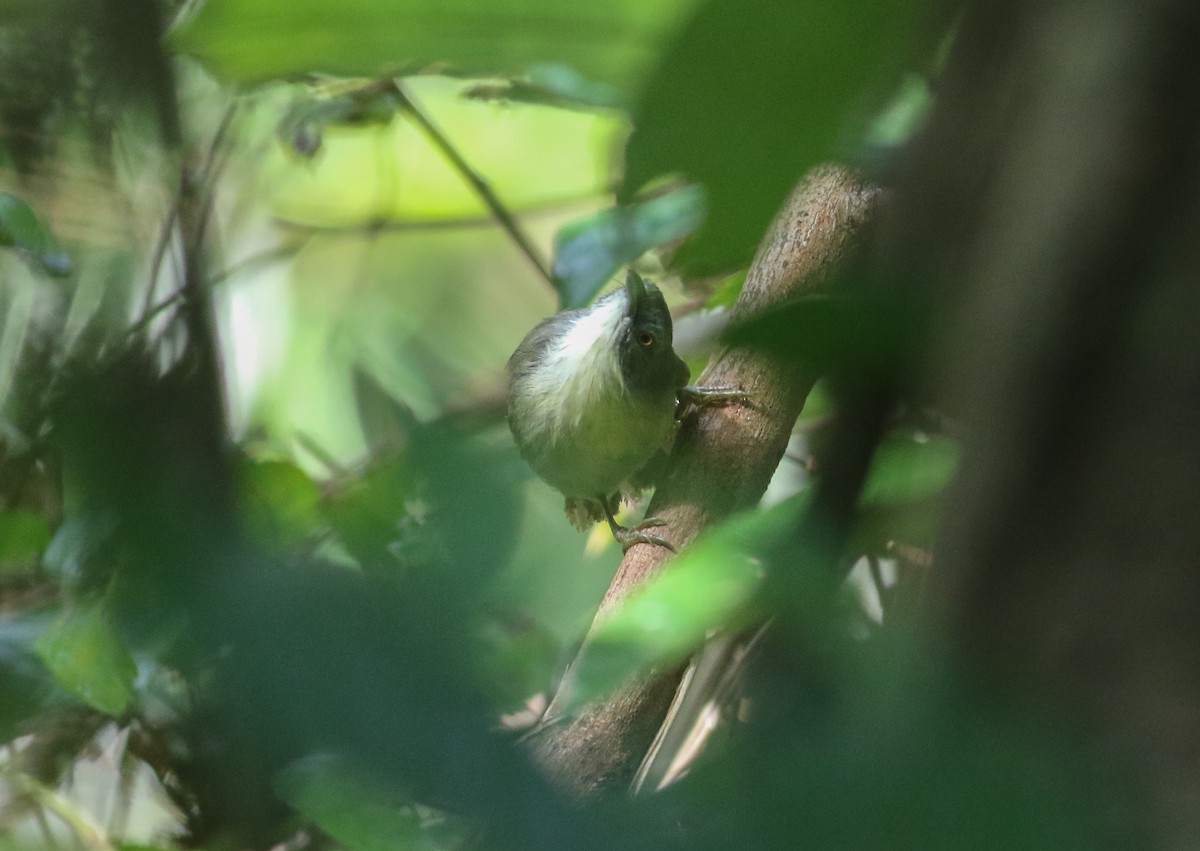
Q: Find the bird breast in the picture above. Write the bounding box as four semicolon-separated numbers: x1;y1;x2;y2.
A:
510;297;677;497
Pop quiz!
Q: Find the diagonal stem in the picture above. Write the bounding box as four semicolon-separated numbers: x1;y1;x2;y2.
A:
394;80;561;295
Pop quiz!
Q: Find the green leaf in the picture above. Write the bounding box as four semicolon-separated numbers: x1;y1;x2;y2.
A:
863;72;933;152
725;293;911;375
34;603;137;716
705;269;746;309
0;612;62;739
553;184;705;308
323;460;414;570
475;617;560;711
849;433;957;556
463;63;625;110
623;0;919;274
0;193;72;276
173;0;699;94
279;82;406;158
42;512;119;587
264;76;623;227
563;496;806;713
860;434;957;507
238;458;324;551
277;753;463;851
0;510;51;570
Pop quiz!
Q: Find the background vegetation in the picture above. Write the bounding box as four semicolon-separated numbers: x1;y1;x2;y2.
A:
1;0;1198;848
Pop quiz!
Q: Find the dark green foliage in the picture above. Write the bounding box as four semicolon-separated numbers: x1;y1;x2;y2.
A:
623;0;914;274
553;186;705;308
2;0;1188;848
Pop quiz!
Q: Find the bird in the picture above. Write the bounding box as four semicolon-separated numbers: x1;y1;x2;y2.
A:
506;269;744;551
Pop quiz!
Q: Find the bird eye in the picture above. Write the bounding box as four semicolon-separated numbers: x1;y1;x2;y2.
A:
637;331;654;347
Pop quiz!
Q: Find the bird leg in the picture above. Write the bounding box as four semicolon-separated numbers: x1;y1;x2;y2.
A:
600;494;675;553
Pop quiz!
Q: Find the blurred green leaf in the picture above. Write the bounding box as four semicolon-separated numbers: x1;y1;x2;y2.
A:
623;0;916;274
277;753;463;851
0;510;51;569
42;512;119;591
475;616;559;711
279;84;404;158
34;603;136;716
465;62;626;110
705;269;746;309
860;433;957;507
264;76;622;227
173;0;699;93
411;425;523;582
0;192;72;276
725;293;914;376
850;433;957;555
323;460;414;570
238;458;324;551
553;184;705;307
862;72;933;152
0;612;61;739
563;496;806;713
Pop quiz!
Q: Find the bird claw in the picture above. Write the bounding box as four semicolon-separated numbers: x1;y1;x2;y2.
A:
599;496;675;553
611;521;676;553
678;385;750;408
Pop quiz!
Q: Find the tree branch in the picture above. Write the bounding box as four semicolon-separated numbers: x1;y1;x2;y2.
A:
531;164;881;794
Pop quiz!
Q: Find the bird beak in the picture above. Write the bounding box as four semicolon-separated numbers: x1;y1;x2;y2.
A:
624;269;647;318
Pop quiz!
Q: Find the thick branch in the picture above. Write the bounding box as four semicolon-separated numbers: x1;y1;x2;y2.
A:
532;164;881;794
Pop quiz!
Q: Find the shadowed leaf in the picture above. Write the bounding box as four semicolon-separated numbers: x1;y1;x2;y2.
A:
35;603;137;716
623;0;916;274
553;185;705;307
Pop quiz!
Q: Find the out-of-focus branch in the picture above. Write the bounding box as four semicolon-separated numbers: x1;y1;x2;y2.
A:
531;164;881;794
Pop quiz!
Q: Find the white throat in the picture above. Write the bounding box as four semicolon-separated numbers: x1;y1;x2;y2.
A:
529;295;627;437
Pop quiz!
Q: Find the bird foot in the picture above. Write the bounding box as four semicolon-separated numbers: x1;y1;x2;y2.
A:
610;516;675;553
598;494;675;553
678;385;750;408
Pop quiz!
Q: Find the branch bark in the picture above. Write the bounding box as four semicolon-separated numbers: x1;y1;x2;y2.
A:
531;164;881;794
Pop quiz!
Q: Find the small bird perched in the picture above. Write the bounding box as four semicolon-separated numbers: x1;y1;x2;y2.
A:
507;270;744;551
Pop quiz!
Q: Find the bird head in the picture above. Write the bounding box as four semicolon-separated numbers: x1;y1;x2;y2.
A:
616;270;690;400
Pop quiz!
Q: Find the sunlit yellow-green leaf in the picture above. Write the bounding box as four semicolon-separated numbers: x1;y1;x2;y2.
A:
265;78;624;227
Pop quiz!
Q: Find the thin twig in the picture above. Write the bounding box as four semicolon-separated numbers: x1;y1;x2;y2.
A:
393;81;560;294
140;195;181;322
138;98;241;333
126;287;186;339
209;241;303;287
